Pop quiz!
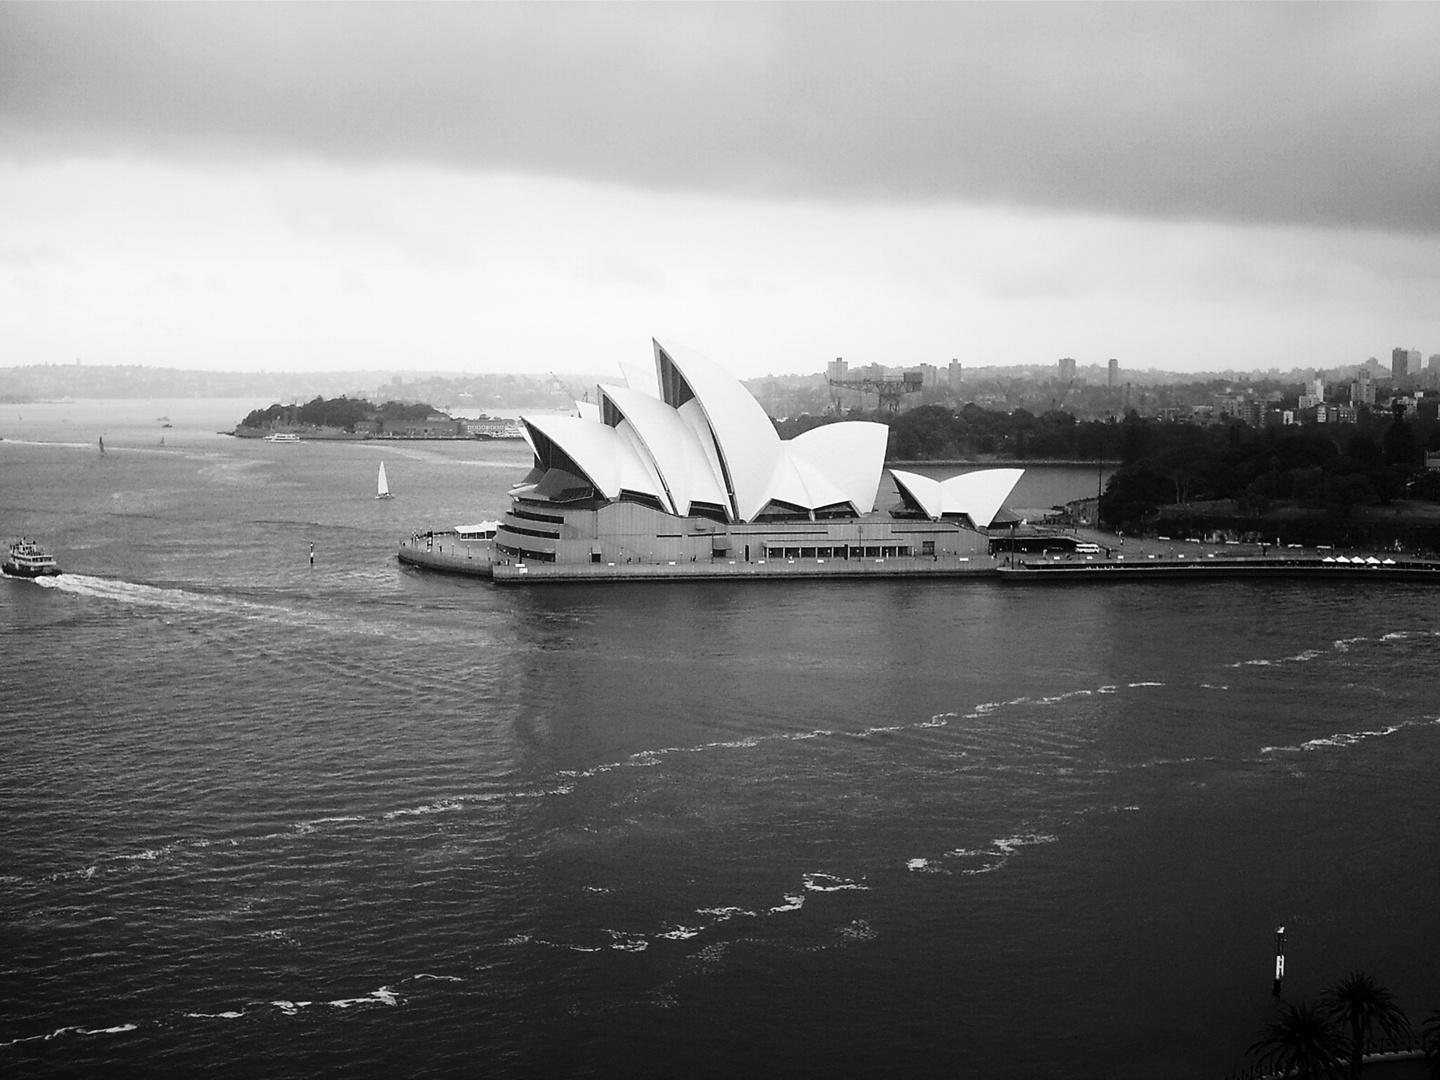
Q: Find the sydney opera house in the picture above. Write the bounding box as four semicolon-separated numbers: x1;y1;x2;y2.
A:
478;339;1025;581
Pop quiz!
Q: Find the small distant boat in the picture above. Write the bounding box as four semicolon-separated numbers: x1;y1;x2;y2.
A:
3;538;62;578
264;433;300;443
376;461;394;500
98;436;105;454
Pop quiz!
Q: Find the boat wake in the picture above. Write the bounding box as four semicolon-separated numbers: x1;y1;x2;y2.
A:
0;973;459;1052
33;573;391;638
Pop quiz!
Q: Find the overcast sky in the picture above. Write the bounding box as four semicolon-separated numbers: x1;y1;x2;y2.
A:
3;3;1438;380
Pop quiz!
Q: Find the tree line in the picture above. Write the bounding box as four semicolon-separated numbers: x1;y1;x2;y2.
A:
240;396;442;433
1100;404;1440;535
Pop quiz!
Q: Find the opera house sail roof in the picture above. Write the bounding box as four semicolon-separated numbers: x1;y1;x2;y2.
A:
494;338;1026;573
515;339;894;524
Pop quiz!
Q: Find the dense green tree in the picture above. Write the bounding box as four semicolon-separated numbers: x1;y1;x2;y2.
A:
1321;972;1412;1079
1249;1001;1348;1080
1383;403;1419;467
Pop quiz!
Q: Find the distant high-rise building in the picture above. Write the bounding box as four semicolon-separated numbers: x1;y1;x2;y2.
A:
827;357;847;383
1057;357;1077;383
1107;358;1118;388
918;362;938;387
948;359;962;391
1392;347;1412;381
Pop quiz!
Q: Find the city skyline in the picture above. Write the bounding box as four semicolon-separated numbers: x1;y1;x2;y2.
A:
3;4;1439;380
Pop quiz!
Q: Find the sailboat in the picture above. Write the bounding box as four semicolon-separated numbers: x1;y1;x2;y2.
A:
376;461;393;500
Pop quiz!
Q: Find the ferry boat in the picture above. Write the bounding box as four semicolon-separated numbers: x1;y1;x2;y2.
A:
264;432;301;443
3;539;62;578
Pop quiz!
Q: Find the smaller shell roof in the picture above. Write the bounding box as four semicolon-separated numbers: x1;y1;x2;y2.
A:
889;468;1025;526
521;414;666;504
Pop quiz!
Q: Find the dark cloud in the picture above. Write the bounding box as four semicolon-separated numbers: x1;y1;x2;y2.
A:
3;3;1438;231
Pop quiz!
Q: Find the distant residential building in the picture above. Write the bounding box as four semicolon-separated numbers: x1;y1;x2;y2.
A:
1313;404;1357;425
1057;357;1077;383
826;357;848;383
948;359;962;391
917;362;939;387
1298;377;1326;410
1107;358;1118;388
1352;366;1376;406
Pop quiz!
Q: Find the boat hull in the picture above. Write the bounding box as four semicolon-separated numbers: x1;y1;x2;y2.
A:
2;562;62;578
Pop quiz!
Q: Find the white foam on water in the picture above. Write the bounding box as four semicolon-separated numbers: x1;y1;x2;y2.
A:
695;906;757;921
1128;681;1165;688
6;1024;143;1044
1261;717;1435;754
34;572;393;639
838;919;877;943
769;893;805;913
186;1011;245;1019
1037;690;1095;705
905;858;932;872
328;986;399;1009
803;873;867;893
606;932;649;952
990;832;1058;855
383;799;464;820
410;973;462;982
1200;683;1229;691
657;926;703;940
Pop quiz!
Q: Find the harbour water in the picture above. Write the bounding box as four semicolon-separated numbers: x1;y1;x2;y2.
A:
2;400;1437;1078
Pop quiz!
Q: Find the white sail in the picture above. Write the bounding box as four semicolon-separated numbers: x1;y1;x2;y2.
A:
376;461;393;499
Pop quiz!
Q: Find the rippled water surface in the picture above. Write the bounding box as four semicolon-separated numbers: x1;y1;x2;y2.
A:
3;402;1437;1078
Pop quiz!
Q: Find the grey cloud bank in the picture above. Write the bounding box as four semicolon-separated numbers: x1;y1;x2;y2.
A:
4;3;1439;232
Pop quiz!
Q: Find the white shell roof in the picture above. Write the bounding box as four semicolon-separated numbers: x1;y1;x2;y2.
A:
788;422;890;514
654;339;782;522
598;383;729;516
889;468;1025;526
521;414;667;504
519;340;896;523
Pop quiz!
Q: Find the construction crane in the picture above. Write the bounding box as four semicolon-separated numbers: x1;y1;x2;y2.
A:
826;371;924;414
550;372;590;407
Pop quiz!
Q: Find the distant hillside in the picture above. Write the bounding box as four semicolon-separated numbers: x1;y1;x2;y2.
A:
0;363;600;411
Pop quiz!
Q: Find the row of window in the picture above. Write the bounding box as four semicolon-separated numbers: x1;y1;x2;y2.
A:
495;542;556;563
764;545;914;559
